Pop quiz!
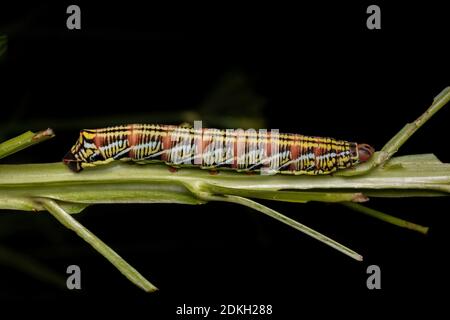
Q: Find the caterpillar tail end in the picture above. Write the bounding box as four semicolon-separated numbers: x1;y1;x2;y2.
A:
357;144;375;162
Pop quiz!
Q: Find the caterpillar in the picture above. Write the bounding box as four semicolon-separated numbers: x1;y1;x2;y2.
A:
63;124;375;175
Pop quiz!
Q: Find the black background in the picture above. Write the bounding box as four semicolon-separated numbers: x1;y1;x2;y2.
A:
0;2;449;317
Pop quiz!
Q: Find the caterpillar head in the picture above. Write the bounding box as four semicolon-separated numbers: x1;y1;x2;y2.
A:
63;130;104;172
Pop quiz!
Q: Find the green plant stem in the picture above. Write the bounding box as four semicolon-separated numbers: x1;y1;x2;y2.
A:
0;128;55;159
336;86;450;176
342;202;429;235
205;194;363;261
37;198;158;292
2;154;450;214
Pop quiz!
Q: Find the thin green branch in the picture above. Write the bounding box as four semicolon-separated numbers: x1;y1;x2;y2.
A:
202;194;363;261
342;202;429;235
206;185;368;203
336;86;450;176
2;154;450;213
37;198;158;292
0;128;55;160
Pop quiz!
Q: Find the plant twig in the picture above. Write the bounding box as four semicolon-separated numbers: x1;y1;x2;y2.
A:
0;128;55;160
36;198;158;292
2;154;450;209
341;202;429;235
201;194;363;261
336;86;450;176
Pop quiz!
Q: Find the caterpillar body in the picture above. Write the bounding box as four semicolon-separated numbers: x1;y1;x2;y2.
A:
63;124;374;174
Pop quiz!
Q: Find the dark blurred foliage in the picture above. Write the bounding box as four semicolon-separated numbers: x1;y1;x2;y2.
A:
0;1;449;316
